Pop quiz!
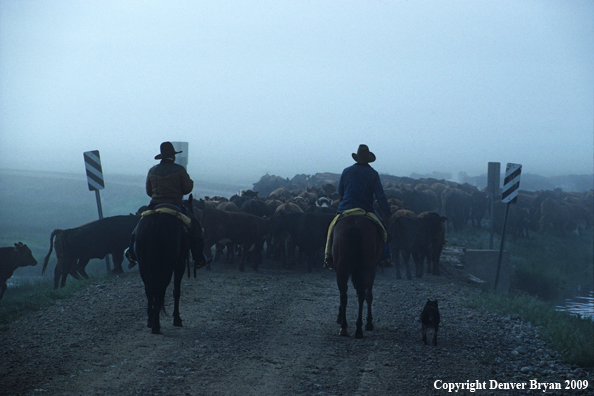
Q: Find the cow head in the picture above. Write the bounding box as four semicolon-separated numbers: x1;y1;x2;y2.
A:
14;242;38;267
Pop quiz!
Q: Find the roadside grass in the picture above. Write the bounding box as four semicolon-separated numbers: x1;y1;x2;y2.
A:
465;290;594;367
449;226;594;367
0;275;108;332
447;227;593;300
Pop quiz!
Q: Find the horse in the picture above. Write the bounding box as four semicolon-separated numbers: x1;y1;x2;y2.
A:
135;194;200;334
332;214;383;338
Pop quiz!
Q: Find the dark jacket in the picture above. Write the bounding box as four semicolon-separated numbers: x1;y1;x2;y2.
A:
336;163;390;217
146;159;193;206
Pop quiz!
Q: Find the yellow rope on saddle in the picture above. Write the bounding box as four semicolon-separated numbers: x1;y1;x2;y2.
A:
140;207;192;229
324;208;387;262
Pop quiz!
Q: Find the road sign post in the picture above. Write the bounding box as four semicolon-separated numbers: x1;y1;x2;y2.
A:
494;163;522;290
487;162;501;249
83;150;111;272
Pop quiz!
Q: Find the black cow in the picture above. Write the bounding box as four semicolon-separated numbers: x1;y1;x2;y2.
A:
418;212;447;276
271;211;334;272
442;188;472;230
388;216;428;279
201;208;271;271
0;242;38;300
239;198;272;217
42;215;140;289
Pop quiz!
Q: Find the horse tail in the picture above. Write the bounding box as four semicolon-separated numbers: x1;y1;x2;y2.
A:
346;223;365;289
42;229;61;274
150;295;168;318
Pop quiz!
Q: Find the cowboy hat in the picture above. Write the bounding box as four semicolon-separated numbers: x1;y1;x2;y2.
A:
155;141;182;160
352;144;376;164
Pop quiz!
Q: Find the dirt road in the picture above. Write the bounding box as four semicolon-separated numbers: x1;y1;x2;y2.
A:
1;254;590;396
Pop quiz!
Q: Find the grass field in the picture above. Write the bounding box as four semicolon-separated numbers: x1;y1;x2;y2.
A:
449;226;594;367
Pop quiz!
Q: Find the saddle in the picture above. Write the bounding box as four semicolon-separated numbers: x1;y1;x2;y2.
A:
140;204;192;230
327;208;388;243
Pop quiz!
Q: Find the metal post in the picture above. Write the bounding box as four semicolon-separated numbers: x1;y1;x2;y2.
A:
95;190;112;272
494;203;510;291
488;162;500;250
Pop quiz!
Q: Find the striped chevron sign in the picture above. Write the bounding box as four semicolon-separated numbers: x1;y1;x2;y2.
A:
83;150;105;191
502;163;521;203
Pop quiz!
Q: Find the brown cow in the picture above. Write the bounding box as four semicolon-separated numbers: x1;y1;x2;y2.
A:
442;188;472;230
540;198;575;236
0;242;38;300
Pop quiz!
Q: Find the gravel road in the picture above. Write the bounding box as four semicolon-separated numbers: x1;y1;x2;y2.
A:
1;249;591;396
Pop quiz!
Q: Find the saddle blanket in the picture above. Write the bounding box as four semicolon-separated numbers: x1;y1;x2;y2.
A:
140;207;192;229
327;208;387;243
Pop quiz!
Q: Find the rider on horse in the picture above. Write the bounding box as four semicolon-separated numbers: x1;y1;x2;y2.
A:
324;144;392;269
126;142;207;267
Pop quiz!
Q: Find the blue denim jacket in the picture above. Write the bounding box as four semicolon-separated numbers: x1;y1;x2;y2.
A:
336;163;391;217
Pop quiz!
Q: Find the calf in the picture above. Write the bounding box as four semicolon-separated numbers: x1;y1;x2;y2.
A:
0;242;38;300
421;299;440;346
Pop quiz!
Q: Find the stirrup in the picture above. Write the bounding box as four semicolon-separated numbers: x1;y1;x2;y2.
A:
125;248;137;264
193;253;212;270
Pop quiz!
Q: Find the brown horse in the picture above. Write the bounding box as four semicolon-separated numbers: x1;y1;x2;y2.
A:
332;214;383;338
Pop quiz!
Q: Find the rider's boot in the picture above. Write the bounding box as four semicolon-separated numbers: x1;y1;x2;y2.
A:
125;236;138;267
323;255;333;270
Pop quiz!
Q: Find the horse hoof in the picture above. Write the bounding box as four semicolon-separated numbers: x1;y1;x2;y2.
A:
151;328;162;335
112;267;123;274
365;323;374;331
355;330;364;339
173;318;183;327
339;329;349;337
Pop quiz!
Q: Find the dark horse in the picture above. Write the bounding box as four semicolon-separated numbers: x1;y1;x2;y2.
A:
135;195;200;334
332;214;383;338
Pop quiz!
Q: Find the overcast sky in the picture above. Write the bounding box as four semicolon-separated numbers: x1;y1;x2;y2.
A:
1;0;592;185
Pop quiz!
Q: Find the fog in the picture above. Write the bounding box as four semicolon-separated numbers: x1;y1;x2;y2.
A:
1;0;592;185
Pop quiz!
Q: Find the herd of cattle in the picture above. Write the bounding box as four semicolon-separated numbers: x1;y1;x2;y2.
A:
1;177;592;299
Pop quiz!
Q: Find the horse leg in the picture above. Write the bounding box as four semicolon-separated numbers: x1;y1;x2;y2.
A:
365;287;374;331
336;273;349;336
355;287;365;338
143;286;156;330
151;292;165;334
172;265;184;327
